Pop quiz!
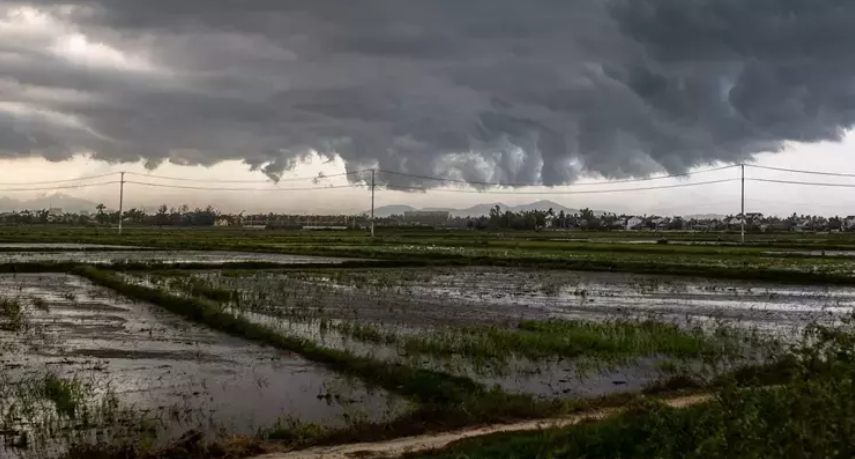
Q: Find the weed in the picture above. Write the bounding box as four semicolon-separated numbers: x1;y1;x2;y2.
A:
41;373;86;418
0;297;26;332
408;317;855;459
31;296;50;311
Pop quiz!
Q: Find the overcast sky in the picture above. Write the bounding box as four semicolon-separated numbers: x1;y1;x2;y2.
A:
2;1;854;216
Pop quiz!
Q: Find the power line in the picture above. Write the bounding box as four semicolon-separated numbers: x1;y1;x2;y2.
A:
746;164;855;178
125;170;369;184
0;181;120;192
382;178;739;195
378;164;739;187
125;180;365;192
747;178;855;188
0;172;120;186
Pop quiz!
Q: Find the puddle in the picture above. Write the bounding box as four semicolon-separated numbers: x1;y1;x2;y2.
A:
0;243;146;250
0;274;406;454
127;269;772;399
766;250;855;258
202;307;668;399
148;268;855;336
120;266;855;399
0;251;356;265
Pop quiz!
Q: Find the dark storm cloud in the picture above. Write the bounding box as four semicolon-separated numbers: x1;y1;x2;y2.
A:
2;0;855;185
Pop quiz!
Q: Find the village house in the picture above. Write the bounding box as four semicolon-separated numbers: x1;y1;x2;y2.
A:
544;213;557;229
624;216;644;231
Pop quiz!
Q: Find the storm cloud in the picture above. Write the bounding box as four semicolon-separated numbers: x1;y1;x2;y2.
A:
2;0;854;185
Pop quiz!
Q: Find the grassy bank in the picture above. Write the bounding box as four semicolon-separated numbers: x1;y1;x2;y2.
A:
70;266;766;454
1;225;855;285
410;321;855;459
74;266;483;405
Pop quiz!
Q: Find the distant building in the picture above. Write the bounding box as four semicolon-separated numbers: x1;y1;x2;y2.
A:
214;216;233;226
845;216;855;231
624;216;644;231
545;214;557;228
49;208;63;217
403;211;450;226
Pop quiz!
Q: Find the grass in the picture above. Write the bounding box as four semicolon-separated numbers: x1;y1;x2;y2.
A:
401;320;739;362
1;371;158;457
31;296;50;311
408;319;855;459
128;268;766;384
0;297;26;332
74;266;488;405
0;229;846;458
41;373;87;418
74;266;758;453
1;226;855;286
79;266;801;445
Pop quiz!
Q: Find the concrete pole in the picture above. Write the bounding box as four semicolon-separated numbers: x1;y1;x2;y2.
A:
118;172;125;235
370;169;376;237
740;164;745;244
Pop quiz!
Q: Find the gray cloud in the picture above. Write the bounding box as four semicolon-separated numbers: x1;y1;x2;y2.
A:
1;0;854;185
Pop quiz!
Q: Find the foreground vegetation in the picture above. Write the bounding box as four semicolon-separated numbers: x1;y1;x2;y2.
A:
412;319;855;459
2;226;855;286
0;229;851;458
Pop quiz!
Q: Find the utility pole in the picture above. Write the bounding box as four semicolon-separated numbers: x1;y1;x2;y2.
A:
370;169;376;238
118;172;125;235
740;164;745;244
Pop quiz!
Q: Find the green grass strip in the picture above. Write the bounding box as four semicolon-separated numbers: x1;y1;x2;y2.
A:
73;266;483;405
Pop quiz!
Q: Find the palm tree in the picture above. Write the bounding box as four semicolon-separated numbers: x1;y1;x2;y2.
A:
95;204;106;224
579;208;595;222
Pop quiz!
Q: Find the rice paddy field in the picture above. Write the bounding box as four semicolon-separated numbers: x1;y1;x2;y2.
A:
0;227;854;458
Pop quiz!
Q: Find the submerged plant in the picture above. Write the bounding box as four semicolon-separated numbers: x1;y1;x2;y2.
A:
0;297;27;332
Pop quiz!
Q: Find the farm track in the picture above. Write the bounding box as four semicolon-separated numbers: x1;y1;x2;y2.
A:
253;393;712;459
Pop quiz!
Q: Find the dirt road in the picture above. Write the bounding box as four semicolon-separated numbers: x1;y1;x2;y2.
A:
253;394;712;459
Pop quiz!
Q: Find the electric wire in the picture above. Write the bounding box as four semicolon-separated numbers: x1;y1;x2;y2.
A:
125;170;370;184
381;178;739;195
746;164;855;178
125;180;364;192
747;178;855;188
0;181;121;192
0;172;120;186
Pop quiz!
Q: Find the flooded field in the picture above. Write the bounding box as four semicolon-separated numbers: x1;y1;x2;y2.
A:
0;274;404;457
0;243;146;250
137;267;855;334
766;249;855;258
124;267;818;399
0;251;355;265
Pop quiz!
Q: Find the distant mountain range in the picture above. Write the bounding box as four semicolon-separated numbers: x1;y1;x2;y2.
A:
368;200;608;218
0;194;100;213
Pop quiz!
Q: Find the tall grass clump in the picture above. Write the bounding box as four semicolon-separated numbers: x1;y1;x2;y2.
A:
401;319;746;364
410;315;855;459
0;297;27;332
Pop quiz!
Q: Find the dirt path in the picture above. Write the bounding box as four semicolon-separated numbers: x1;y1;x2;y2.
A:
252;394;712;459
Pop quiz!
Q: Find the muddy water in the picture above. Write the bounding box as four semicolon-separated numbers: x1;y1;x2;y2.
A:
207;307;665;400
0;274;405;450
120;267;855;399
766;250;855;258
178;268;855;335
0;251;355;265
0;243;145;249
131;270;746;399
